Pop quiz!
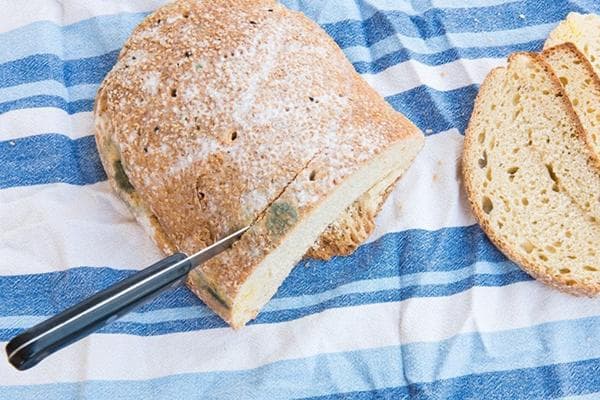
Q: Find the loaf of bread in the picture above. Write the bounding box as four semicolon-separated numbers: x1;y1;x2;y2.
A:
94;0;424;327
463;52;600;296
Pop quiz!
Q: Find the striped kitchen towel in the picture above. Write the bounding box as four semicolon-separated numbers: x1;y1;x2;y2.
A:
2;0;600;398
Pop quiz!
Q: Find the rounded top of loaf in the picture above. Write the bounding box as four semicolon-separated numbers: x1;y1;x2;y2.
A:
95;0;416;254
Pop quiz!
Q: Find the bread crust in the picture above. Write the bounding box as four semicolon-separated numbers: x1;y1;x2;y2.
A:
462;53;600;297
96;115;400;260
542;42;600;172
95;0;424;326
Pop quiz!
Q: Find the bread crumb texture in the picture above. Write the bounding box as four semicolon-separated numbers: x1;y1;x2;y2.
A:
463;52;600;296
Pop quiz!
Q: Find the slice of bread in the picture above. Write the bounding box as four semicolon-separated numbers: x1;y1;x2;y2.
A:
545;12;600;76
463;52;600;296
542;44;600;169
95;0;424;327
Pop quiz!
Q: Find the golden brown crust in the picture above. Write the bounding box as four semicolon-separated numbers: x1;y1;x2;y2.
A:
95;0;423;326
542;42;600;172
462;54;600;297
94;110;178;254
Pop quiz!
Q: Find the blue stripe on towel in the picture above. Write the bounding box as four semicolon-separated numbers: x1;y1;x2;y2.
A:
2;317;600;400
0;134;105;189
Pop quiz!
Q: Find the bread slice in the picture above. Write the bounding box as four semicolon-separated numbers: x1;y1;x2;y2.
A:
463;52;600;296
94;0;424;327
542;44;600;169
545;12;600;76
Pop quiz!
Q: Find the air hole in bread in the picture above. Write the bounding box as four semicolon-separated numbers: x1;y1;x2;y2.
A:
545;164;560;192
171;88;177;97
512;93;520;105
507;166;519;175
545;245;556;254
486;168;492;181
478;151;488;168
521;240;535;254
267;8;273;12
143;146;148;153
565;279;577;286
184;51;192;57
565;230;573;238
572;98;579;106
183;11;190;18
559;76;569;85
521;197;529;206
198;191;205;201
249;20;257;25
539;254;548;261
154;126;160;133
584;266;598;272
309;170;317;181
513;108;522;120
478;131;486;144
559;268;571;274
482;196;493;214
231;131;238;141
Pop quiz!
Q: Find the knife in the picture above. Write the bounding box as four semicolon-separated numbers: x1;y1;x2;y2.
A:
5;226;249;371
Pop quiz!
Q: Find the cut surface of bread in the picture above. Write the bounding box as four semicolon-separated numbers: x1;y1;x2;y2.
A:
545;12;600;76
542;43;600;169
306;168;398;259
94;0;424;327
463;52;600;296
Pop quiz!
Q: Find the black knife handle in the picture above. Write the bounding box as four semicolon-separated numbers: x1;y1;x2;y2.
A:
6;252;190;371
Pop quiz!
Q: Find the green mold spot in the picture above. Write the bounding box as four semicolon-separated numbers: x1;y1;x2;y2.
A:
190;273;230;310
113;159;134;193
266;202;298;236
195;63;203;70
206;286;230;309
